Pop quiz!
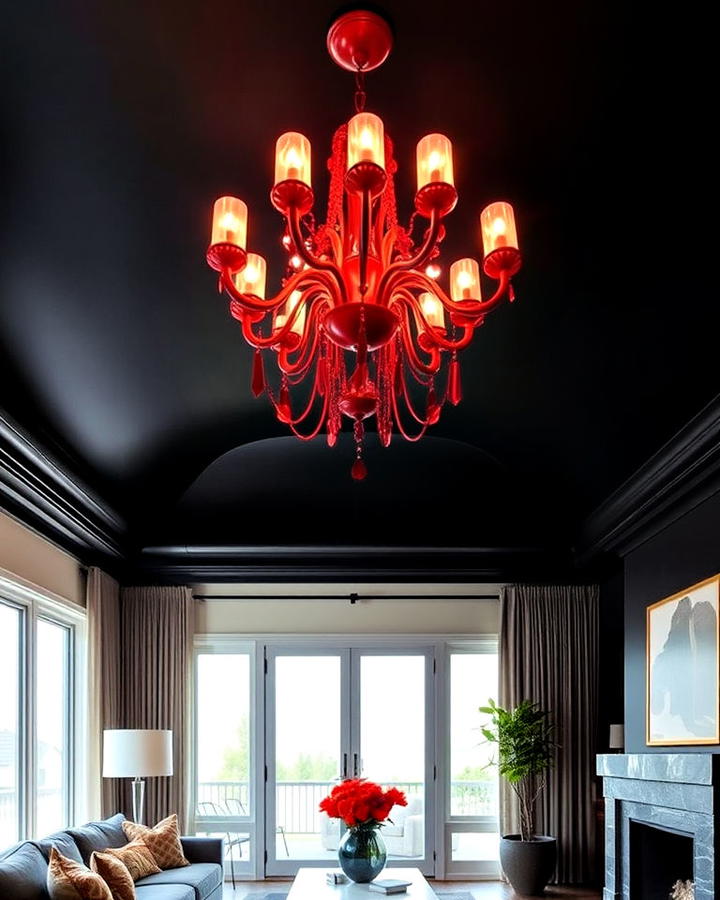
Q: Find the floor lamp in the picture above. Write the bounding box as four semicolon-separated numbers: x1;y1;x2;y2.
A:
103;729;173;824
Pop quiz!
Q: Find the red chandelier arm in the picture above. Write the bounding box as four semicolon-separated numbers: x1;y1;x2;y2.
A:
376;210;441;306
388;282;475;353
277;297;326;377
380;225;400;268
391;373;430;441
399;268;513;321
283;362;329;431
391;294;442;376
223;265;337;317
287;205;348;302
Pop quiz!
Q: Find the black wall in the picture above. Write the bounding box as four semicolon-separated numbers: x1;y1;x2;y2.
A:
598;567;625;752
624;489;720;753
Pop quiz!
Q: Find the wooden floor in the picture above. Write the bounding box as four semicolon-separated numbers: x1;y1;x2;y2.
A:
223;880;602;898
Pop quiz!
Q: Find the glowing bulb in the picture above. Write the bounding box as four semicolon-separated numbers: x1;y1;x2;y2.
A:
286;147;301;167
457;271;474;289
219;213;239;232
428;151;443;172
282;233;292;249
360;128;373;148
290;254;302;269
491;217;506;236
244;264;258;284
425;263;441;279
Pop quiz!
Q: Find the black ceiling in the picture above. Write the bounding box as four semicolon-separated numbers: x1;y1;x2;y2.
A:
1;0;716;578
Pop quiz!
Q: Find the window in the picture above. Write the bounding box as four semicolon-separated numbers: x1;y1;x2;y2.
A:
0;601;22;847
36;619;72;836
0;576;85;848
194;647;255;879
445;642;500;877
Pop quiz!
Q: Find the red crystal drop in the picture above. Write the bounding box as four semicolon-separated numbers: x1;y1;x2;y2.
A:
351;459;368;480
448;358;462;406
251;349;265;398
509;281;516;303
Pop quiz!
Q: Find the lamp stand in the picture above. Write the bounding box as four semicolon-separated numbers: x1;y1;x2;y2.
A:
132;777;146;825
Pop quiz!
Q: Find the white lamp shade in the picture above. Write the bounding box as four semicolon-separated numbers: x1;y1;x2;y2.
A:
609;723;624;749
102;729;173;778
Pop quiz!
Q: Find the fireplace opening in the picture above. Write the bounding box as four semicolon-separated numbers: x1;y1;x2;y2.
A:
630;820;693;899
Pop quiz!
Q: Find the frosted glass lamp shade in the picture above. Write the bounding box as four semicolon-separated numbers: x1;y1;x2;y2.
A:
102;729;173;778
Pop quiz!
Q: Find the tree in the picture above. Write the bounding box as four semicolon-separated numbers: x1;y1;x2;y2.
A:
479;698;557;841
219;715;250;782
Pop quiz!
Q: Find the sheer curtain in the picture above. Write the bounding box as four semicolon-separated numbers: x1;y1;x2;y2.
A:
499;583;599;884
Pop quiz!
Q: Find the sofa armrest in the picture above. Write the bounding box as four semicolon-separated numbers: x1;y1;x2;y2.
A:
181;836;224;867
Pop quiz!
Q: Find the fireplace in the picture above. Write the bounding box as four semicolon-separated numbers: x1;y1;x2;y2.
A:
630;821;693;898
597;754;718;900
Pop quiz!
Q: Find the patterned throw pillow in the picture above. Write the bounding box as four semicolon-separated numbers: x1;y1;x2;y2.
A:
47;846;113;900
103;840;161;882
90;850;136;900
122;814;189;870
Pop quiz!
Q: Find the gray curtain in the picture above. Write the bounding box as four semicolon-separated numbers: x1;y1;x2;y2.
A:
499;583;599;885
86;567;122;819
118;585;195;831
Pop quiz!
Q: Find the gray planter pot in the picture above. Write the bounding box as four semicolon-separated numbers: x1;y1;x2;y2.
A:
499;834;557;895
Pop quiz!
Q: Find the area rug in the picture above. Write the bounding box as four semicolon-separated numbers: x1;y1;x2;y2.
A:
253;893;474;899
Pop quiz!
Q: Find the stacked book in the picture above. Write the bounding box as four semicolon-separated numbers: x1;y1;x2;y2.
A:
368;878;413;894
325;870;349;885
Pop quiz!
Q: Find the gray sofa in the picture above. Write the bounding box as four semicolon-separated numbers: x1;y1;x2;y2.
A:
0;813;223;900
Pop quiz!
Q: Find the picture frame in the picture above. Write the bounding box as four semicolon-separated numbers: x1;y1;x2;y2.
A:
647;573;720;746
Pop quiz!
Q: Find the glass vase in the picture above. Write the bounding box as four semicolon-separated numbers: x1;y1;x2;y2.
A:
337;824;387;883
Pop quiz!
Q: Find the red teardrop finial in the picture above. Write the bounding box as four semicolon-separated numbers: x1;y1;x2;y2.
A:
351;458;368;480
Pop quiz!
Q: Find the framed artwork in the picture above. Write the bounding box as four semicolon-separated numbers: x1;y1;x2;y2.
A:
647;573;720;745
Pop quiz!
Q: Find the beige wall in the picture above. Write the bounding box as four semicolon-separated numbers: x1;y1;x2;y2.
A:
0;509;86;605
195;583;500;635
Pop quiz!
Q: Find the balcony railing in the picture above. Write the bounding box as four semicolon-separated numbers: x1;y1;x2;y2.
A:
196;780;498;834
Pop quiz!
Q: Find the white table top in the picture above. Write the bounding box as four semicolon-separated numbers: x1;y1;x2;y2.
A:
288;867;437;898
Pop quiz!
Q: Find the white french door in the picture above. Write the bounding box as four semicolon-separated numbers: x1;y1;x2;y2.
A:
265;644;435;877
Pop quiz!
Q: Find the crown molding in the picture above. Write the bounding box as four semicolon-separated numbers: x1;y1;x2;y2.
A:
577;394;720;561
129;544;576;584
0;411;126;562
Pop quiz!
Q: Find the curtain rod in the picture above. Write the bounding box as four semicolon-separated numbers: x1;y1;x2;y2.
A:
193;592;498;603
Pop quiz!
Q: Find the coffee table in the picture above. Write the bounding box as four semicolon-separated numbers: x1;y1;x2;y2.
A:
288;867;437;898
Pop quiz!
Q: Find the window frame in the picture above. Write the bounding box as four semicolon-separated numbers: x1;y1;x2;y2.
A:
0;569;87;842
443;638;500;879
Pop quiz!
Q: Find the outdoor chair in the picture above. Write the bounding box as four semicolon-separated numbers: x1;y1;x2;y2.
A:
196;800;250;888
224;796;289;857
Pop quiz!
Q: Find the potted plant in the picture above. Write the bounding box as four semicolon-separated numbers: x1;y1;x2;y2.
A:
480;697;558;895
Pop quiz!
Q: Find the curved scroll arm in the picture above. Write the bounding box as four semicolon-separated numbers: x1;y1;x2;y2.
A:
376;210;441;306
391;285;475;354
393;268;512;321
224;265;341;318
277;296;327;377
392;293;442;377
391;370;429;441
287;205;348;303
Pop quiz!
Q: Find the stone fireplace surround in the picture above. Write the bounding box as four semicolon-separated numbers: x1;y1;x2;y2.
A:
597;753;719;900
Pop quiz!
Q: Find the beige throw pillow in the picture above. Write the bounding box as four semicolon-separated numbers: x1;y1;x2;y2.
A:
122;814;189;870
47;846;113;900
103;840;161;882
90;850;136;900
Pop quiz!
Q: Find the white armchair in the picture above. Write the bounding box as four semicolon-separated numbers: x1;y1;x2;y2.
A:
320;795;425;859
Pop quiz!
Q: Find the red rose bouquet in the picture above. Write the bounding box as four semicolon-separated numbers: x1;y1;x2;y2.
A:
319;778;407;830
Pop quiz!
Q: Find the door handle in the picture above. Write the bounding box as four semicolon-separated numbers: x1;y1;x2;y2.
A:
353;753;359;776
343;753;348;778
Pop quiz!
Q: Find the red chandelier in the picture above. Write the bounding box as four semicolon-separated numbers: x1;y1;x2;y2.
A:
206;9;521;479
